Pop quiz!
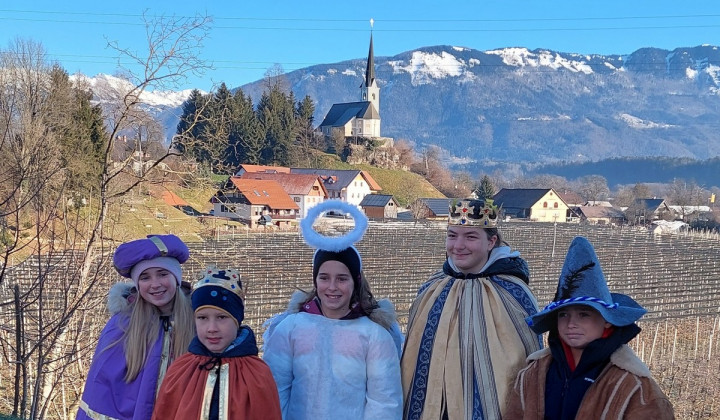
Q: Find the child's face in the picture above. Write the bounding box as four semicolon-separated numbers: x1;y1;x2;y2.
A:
557;305;611;352
195;307;238;353
137;267;177;314
446;226;497;274
316;260;355;319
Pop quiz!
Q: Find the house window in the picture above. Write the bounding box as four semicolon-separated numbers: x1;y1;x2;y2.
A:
554;202;559;208
294;197;300;202
543;202;548;208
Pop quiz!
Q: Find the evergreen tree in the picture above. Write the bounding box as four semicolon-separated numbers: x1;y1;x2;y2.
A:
476;175;496;199
292;95;319;167
47;66;107;196
257;84;297;166
205;83;234;173
175;89;209;159
227;90;265;166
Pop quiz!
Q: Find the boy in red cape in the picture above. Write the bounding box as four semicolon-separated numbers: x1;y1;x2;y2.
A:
152;266;281;420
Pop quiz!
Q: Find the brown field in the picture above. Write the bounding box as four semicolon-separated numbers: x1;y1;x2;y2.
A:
2;221;720;418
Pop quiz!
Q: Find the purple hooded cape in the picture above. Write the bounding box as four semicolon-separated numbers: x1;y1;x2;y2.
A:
76;313;166;420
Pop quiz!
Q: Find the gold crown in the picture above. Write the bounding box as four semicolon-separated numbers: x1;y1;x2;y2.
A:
193;266;245;301
448;199;499;228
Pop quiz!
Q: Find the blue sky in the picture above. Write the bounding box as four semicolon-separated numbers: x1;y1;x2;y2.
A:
2;1;719;91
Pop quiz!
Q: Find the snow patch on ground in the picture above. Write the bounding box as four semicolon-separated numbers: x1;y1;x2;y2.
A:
618;113;676;129
486;47;594;74
388;51;465;85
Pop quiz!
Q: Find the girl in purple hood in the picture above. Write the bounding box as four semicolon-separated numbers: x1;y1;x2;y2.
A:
76;234;194;420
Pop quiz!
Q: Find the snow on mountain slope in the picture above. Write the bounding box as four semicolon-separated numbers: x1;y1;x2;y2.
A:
71;73;200;107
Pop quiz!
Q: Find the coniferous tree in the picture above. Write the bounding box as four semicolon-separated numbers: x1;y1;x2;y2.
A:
228;90;265;166
175;89;209;160
257;85;297;166
205;83;234;173
46;66;107;197
477;175;496;200
292;95;319;167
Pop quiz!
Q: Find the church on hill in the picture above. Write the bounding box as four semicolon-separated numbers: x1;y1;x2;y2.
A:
317;34;393;147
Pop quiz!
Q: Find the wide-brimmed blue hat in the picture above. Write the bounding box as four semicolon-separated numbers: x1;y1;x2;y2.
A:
527;236;647;334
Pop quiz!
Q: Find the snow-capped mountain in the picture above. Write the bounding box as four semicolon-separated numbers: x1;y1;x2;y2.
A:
71;73;203;138
79;45;720;171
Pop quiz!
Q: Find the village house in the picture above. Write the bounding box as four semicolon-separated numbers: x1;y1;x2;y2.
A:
290;168;382;206
577;205;627;225
211;177;299;228
492;188;571;223
628;198;673;224
359;194;400;219
410;198;452;220
238;172;328;218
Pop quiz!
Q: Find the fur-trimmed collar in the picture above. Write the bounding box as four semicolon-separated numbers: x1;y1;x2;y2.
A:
284;289;398;331
526;344;651;378
107;282;136;314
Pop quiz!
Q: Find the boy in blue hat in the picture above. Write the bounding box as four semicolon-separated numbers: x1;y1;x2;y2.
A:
506;236;674;419
152;266;281;420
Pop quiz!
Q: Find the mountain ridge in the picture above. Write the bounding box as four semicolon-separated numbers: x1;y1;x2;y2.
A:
80;44;720;180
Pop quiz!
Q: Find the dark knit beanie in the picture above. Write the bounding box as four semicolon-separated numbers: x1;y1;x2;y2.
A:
312;247;362;285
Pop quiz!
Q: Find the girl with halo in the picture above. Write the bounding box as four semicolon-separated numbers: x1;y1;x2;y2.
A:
262;200;403;420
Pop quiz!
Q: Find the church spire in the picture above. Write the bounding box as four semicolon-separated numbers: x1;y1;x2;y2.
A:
365;33;375;88
360;19;380;122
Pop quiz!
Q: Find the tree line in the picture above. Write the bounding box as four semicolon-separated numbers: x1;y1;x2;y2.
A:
174;75;327;175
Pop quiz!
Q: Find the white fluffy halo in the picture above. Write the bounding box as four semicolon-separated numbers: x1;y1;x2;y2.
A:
300;200;368;252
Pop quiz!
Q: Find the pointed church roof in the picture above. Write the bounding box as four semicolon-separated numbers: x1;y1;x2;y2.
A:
365;33;375;87
318;101;379;127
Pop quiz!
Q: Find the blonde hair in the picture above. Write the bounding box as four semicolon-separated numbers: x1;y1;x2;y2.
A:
123;289;194;382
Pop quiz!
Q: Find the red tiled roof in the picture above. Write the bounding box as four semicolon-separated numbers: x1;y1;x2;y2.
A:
360;170;382;191
227;177;299;210
239;172;328;197
239;164;290;174
159;191;189;207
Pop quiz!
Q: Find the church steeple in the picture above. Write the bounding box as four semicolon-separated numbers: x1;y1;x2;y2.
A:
365;34;375;88
360;24;380;115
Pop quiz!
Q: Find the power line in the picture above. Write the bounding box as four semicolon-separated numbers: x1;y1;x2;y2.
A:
2;9;720;23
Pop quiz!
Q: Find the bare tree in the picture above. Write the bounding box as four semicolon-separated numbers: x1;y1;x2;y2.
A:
574;175;610;203
392;139;417;170
0;13;212;420
666;178;707;222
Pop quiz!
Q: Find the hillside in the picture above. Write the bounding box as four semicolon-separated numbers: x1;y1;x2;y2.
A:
100;163;442;241
302;153;445;205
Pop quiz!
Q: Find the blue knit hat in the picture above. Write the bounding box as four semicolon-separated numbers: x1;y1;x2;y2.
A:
527;236;647;334
192;266;245;326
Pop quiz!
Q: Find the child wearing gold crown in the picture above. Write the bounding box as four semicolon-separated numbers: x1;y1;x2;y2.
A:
151;266;281;420
401;199;542;420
